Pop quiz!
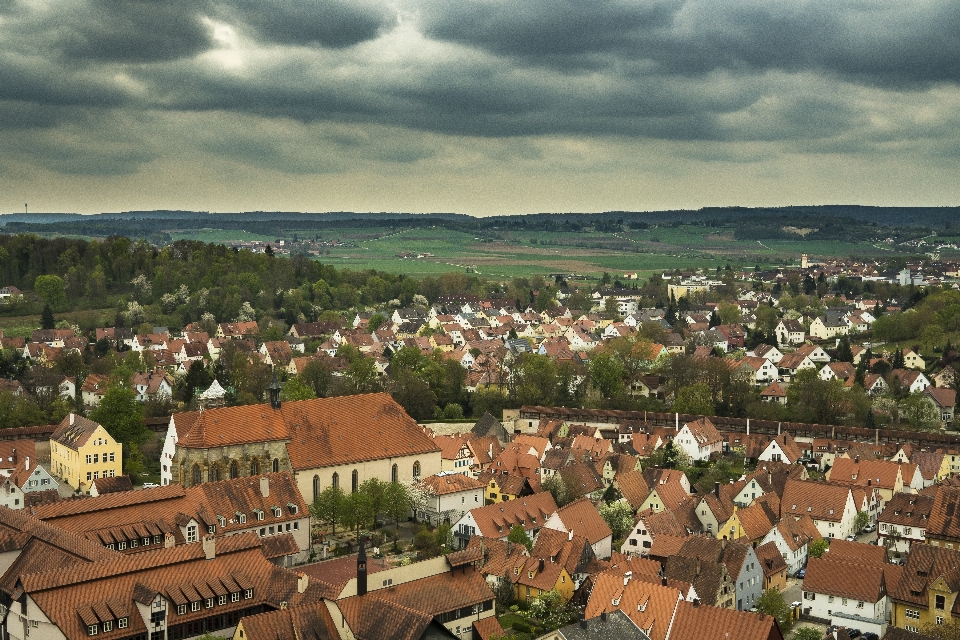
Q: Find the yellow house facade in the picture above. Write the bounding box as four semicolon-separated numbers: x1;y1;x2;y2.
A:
718;510;747;541
50;413;122;492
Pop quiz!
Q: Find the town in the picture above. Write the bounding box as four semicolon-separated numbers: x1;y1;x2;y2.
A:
1;233;960;640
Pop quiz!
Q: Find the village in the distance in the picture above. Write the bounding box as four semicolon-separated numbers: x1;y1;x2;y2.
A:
3;231;960;640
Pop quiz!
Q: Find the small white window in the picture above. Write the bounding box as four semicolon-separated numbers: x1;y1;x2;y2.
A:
191;602;200;612
218;595;226;606
177;605;187;615
102;621;112;632
244;589;253;599
88;625;98;636
118;618;127;629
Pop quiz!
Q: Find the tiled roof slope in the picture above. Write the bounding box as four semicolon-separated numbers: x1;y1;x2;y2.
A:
552;498;612;545
927;485;960;543
173;394;440;469
755;541;787;578
50;414;104;450
238;601;339;640
780;479;849;522
31;473;307;551
0;506;118;563
803;555;886;602
669;600;782;640
879;492;934;529
337;567;494;637
22;533;304;640
469;491;558;538
889;543;960;610
584;572;683;640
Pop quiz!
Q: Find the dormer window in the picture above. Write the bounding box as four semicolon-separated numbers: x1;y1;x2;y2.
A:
236;512;246;524
272;506;281;517
287;503;298;515
217;515;226;528
254;509;264;521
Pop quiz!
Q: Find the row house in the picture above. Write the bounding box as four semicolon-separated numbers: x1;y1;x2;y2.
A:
878;492;933;554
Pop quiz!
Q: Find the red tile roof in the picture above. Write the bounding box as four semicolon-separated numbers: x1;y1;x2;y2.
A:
173;394;440;470
669;600;783;640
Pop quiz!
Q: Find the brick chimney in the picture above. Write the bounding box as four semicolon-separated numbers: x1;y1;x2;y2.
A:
203;534;215;560
260;476;269;498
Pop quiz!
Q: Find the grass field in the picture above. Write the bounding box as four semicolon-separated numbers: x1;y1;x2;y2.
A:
160;222;906;280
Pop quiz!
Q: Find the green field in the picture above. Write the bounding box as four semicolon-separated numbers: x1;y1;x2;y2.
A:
158;223;907;281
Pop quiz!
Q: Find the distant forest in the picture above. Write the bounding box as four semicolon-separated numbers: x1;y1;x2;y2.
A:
1;206;957;246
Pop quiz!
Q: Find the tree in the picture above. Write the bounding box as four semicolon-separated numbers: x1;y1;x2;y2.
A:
311;485;346;534
494;571;516;613
341;490;375;539
367;313;387;333
280;377;316;401
89;384;148;448
854;510;869;533
35;274;66;308
672;382;715;416
182;360;212;403
300;359;333;398
589;351;625;399
598;501;634;541
40;304;55;330
384;481;412;528
542;474;572;508
508;524;533;552
755;588;792;634
360;478;389;526
125;443;146;478
837;336;853;363
900;392;942;431
787;369;846;425
470;387;508;419
808;538;828;559
652;440;690;471
390;369;437;421
921;619;960;640
792;627;823;640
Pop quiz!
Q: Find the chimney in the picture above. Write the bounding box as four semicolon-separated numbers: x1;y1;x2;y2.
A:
260;476;269;498
568;529;574;541
357;538;368;597
695;558;700;575
24;456;29;471
203;534;215;560
11;448;16;465
714;481;720;500
600;611;607;622
661;576;667;586
70;413;75;426
624;571;632;586
767;470;772;486
693;598;700;608
538;559;544;573
164;532;176;548
855;455;860;464
297;572;309;594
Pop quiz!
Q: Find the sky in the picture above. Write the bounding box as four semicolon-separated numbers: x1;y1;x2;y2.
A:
2;0;960;216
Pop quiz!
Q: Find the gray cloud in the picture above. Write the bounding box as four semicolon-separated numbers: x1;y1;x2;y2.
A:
0;0;958;198
222;0;395;48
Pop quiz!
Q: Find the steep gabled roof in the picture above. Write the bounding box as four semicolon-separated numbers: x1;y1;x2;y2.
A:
468;491;559;538
552;498;613;546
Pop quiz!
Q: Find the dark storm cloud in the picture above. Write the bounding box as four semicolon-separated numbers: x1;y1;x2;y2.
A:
421;0;960;87
54;0;215;63
1;0;959;184
222;0;395;48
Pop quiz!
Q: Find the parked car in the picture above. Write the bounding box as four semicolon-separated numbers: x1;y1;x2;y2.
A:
863;524;876;533
847;629;861;639
845;534;857;542
796;568;806;579
863;633;880;640
142;482;159;488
